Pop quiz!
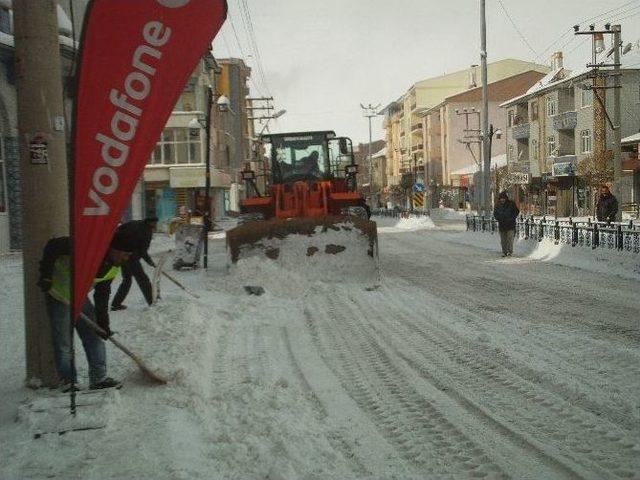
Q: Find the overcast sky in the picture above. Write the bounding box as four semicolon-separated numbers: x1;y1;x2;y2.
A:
212;0;640;145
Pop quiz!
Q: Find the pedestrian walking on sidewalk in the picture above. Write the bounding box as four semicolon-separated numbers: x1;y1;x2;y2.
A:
38;232;134;390
111;217;158;311
493;191;520;257
596;185;618;223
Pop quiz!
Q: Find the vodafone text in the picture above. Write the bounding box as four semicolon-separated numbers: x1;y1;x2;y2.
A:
84;21;171;216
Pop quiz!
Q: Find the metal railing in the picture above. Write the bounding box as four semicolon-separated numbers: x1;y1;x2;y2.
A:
466;215;640;254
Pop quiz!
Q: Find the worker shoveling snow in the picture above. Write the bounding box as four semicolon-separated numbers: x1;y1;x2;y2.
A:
226;216;379;288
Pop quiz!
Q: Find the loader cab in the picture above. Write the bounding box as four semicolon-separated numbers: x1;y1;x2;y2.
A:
261;131;356;186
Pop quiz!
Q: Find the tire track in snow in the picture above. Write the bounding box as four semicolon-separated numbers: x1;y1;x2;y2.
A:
370;284;638;479
282;326;370;478
306;293;509;478
383;234;640;432
287;301;420;479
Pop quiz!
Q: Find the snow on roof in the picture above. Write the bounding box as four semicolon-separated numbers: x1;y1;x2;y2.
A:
622;132;640;145
501;67;592;107
450;153;507;176
525;67;565;94
372;147;386;159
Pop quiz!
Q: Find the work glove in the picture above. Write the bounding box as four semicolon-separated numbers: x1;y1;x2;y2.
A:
37;278;52;293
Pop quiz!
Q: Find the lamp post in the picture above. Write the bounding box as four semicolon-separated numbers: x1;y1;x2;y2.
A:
189;87;215;269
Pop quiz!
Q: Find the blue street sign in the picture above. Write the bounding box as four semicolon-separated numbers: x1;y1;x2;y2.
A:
413;183;425;193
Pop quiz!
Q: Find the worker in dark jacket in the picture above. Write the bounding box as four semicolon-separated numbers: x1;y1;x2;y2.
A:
38;233;133;390
111;217;158;310
596;185;618;223
493;191;520;257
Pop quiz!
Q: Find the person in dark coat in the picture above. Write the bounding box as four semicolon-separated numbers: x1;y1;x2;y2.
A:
38;232;133;390
493;191;520;257
111;217;158;310
596;185;618;223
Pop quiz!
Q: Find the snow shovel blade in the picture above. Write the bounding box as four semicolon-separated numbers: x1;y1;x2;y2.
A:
80;314;168;385
226;215;379;282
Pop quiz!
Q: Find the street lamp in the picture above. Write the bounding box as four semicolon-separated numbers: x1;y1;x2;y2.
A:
189;86;214;268
216;94;232;113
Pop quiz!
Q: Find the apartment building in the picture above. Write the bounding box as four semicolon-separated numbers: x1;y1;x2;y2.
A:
139;57;256;229
501;53;640;216
381;59;549;209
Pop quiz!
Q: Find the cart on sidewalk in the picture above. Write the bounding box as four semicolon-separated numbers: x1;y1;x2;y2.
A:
173;223;204;270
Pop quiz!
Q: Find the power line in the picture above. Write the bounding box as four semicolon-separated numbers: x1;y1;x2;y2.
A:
239;0;272;97
609;8;640;23
497;0;537;57
535;0;638;62
604;3;640;23
226;9;246;58
567;37;589;56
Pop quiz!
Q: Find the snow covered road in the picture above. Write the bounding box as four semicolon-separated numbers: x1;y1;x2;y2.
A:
1;218;638;479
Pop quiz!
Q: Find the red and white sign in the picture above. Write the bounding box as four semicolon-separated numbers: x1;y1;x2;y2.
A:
73;0;226;316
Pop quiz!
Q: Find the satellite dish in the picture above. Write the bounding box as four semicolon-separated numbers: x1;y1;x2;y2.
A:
623;43;633;55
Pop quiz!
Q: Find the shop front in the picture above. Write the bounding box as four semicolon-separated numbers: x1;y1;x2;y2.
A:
143;165;231;232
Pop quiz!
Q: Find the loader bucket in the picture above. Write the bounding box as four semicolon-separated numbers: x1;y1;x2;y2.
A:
226;216;379;283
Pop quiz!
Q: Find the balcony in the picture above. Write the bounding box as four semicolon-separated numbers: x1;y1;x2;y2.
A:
512;123;530;140
553;111;577;131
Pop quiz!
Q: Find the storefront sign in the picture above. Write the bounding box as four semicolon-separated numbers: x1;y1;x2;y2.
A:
509;172;530;184
170;167;206;188
552;162;575;177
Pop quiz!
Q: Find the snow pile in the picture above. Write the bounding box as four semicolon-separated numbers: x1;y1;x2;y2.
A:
448;231;640;281
376;215;437;232
430;207;471;221
230;223;379;287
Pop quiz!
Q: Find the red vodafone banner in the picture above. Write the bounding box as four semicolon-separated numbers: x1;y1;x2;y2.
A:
73;0;227;316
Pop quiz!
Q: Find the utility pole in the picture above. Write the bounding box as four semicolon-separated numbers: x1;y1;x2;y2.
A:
575;23;623;220
14;0;70;387
456;108;482;210
480;0;491;214
360;103;380;203
203;86;213;269
612;25;622;219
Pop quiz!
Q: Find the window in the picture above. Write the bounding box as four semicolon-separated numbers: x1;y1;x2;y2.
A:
531;102;539;121
531;139;539;161
0;8;10;35
546;97;557;116
581;88;593;108
581;130;592;153
508;145;515;162
148;127;202;165
508;110;514;127
547;135;556;156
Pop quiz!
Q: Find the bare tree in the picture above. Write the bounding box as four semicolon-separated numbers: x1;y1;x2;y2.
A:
577;151;614;213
